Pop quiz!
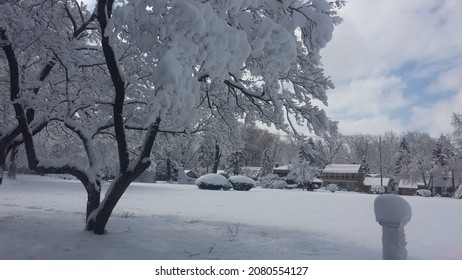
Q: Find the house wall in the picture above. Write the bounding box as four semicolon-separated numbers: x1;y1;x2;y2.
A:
322;172;366;192
399;188;417;196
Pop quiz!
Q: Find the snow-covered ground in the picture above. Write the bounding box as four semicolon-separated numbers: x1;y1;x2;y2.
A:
1;175;461;260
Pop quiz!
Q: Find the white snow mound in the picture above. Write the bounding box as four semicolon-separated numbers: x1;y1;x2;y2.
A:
195;173;232;188
228;175;256;186
374;194;412;225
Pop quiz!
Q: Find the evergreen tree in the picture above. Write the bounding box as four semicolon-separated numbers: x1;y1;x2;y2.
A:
226;151;246;175
394;137;411;178
260;148;273;176
433;135;453;168
197;138;215;173
299;137;317;163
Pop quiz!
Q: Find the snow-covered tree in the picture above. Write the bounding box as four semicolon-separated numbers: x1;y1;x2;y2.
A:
226;150;246;175
260;148;274;176
3;0;342;234
196;134;218;174
241;125;277;167
318;125;345;164
299;137;317;163
287;159;319;188
394;136;412;179
432;134;455;193
1;0;109;226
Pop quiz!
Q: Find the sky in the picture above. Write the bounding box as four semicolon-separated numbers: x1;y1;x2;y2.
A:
82;0;462;137
320;0;462;136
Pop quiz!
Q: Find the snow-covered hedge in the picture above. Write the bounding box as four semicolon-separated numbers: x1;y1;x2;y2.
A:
326;184;339;193
371;185;386;195
454;185;462;199
229;175;255;191
416;189;432;197
260;174;287;189
195;174;232;190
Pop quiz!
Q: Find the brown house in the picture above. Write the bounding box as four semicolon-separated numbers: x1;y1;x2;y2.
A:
398;179;425;196
363;177;392;193
273;164;292;177
321;164;366;192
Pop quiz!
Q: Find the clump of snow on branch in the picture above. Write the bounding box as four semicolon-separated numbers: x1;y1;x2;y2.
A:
103;0;340;136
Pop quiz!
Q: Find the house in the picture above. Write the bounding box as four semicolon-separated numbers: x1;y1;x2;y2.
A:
321;164;366;192
272;164;291;177
242;166;261;180
363;177;392;193
398;179;425;196
431;174;454;196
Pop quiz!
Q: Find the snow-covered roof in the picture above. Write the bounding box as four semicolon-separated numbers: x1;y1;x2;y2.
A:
364;177;390;186
323;164;362;173
242;166;261;171
273;164;291;171
398;179;424;189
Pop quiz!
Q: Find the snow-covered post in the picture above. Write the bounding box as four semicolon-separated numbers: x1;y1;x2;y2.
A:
374;194;412;260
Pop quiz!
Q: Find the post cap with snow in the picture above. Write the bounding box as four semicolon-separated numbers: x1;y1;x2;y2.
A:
374;194;412;226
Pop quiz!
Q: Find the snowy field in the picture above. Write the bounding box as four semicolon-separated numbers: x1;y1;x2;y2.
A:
1;175;461;260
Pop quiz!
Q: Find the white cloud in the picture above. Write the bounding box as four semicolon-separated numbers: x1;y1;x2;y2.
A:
335;116;406;136
426;65;462;94
320;0;462;136
409;90;462;136
327;76;408;118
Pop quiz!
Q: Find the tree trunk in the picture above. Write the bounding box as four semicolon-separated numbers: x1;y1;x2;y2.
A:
0;164;3;185
91;166;147;234
85;181;101;231
7;146;18;179
166;158;172;182
213;143;220;173
0;150;5;184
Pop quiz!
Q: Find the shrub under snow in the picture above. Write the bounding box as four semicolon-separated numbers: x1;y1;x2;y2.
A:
228;175;255;191
326;184;339;193
371;185;386;195
259;174;287;189
454;185;462;199
195;174;232;190
416;189;432;197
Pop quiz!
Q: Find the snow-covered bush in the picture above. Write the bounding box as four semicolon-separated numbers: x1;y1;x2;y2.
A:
454;185;462;199
371;185;386;195
260;174;288;189
229;175;256;191
326;184;339;193
195;174;232;190
416;189;432;197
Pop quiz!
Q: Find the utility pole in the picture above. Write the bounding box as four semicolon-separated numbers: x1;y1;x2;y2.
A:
380;136;383;187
